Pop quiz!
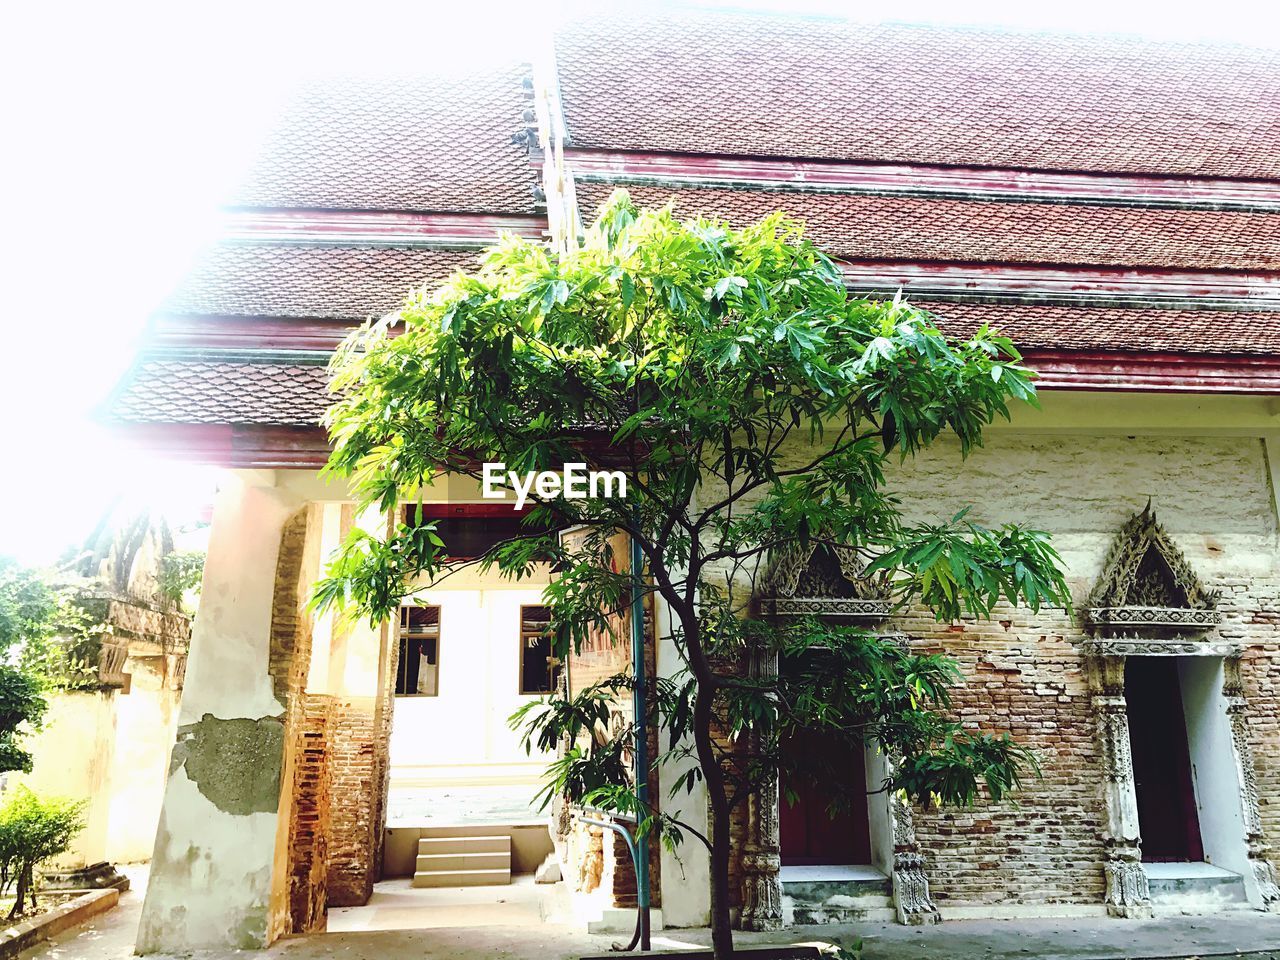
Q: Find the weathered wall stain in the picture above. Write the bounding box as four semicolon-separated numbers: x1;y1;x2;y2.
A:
170;714;284;816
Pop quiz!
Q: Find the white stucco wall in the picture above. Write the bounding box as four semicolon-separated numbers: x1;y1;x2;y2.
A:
105;656;183;863
389;567;555;787
138;471;306;953
11;690;117;867
737;432;1277;600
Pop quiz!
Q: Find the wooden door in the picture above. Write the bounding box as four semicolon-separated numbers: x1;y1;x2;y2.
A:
1125;656;1204;863
779;728;871;866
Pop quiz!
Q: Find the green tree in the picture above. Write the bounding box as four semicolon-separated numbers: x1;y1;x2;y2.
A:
315;193;1070;958
0;787;85;917
157;550;206;614
0;558;59;773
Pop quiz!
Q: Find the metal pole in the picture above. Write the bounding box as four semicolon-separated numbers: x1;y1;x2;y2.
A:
575;813;643;952
629;532;652;951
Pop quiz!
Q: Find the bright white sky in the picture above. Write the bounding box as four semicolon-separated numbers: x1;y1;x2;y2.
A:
1;0;1276;566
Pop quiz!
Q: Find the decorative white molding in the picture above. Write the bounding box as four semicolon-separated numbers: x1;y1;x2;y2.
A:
565;148;1280;213
1089;656;1153;919
738;646;783;931
889;789;939;925
760;597;894;621
1082;636;1243;658
1087;606;1222;629
1224;658;1280;907
530;33;580;254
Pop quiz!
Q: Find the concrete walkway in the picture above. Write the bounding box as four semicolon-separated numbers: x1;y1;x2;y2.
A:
20;869;1280;960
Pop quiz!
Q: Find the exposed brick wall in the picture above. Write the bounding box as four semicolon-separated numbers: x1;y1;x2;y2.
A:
268;508;316;709
287;695;332;932
697;433;1280;915
905;604;1107;906
325;697;379;906
268;506;330;936
1220;578;1280;869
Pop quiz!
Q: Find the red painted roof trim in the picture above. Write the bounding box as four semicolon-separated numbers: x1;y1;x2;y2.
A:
150;315;364;352
221;209;548;245
109;351;1280;469
839;260;1280;304
1026;350;1280;393
113;423;334;469
566;148;1280;210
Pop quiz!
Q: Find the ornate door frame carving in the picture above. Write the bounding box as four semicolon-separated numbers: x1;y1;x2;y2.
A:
1088;654;1152;917
1085;506;1277;914
1223;657;1280;908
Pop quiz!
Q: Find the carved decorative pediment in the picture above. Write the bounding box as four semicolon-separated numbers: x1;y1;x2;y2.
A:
1085;504;1220;638
757;540;892;622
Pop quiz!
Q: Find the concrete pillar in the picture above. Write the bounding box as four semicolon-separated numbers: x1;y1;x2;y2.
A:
655;588;711;927
136;471;310;953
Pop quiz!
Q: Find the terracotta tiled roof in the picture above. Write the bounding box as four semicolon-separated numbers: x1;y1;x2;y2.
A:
109;360;331;426
163;244;477;319
557;11;1280;179
575;182;1280;272
916;302;1280;356
230;66;538;213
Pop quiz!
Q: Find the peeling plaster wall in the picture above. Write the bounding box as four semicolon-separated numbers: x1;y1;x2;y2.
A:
136;472;304;954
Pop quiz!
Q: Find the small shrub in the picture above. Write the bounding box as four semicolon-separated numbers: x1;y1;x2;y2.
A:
0;787;85;917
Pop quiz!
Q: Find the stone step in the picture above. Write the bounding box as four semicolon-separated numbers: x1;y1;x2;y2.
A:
1146;863;1250;913
782;870;895;925
782;876;892;901
788;897;896;925
411;867;512;888
415;851;511;872
417;835;511;855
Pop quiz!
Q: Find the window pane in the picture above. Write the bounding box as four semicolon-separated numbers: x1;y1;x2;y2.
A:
520;605;556;694
397;605;440;696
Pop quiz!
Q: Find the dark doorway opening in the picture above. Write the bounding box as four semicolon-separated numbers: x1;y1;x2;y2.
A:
1125;657;1204;863
779;728;871;866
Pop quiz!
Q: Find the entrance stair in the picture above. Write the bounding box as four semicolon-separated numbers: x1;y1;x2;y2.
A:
781;865;896;924
1145;862;1250;914
412;827;512;888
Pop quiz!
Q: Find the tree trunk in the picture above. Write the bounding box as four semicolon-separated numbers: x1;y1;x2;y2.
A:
654;542;736;957
9;863;27;919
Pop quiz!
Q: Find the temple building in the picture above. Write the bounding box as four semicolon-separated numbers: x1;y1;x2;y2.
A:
102;8;1280;953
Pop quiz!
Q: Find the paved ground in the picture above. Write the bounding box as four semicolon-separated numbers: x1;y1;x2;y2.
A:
22;866;1280;960
328;875;568;932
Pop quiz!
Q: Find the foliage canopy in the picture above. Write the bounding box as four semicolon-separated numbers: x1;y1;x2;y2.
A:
0;787;85;918
316;192;1071;957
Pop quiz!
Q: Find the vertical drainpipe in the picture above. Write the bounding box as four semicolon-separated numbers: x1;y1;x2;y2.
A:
630;532;652;950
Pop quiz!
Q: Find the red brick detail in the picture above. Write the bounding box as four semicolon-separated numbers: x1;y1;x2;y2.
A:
325;698;380;907
1220;579;1280;881
287;695;332;933
901;608;1108;906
